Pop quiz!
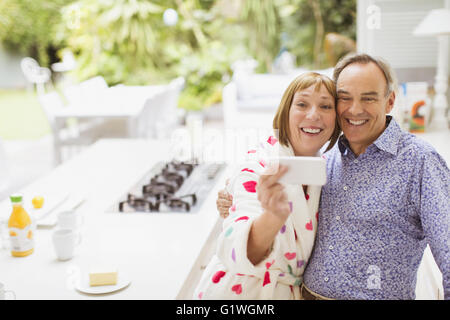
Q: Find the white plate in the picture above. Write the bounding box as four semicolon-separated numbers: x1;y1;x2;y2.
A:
75;272;131;295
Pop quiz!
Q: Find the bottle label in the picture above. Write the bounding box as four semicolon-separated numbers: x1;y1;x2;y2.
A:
9;225;34;252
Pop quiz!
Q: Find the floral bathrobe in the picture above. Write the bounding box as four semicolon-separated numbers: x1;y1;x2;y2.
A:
193;135;320;300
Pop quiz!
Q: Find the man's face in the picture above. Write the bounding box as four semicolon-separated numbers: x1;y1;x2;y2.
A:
336;62;395;155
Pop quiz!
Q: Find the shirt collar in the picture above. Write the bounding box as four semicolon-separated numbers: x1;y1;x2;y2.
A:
338;116;402;156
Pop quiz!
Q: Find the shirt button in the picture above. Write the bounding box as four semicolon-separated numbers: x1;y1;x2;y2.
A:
343;186;348;191
324;277;329;282
336;216;340;221
329;245;334;250
354;159;359;163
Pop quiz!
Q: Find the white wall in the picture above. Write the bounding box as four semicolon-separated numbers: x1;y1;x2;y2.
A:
357;0;450;84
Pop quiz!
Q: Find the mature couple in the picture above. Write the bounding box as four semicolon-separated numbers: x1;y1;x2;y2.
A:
194;53;449;300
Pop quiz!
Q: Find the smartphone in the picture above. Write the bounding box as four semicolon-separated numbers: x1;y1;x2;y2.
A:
267;156;327;186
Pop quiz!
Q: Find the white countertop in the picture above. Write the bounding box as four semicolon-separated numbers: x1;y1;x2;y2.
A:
0;139;229;299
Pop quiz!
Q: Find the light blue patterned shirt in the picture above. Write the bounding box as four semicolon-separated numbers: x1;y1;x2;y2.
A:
304;116;449;299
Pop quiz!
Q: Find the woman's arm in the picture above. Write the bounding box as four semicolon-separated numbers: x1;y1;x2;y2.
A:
247;210;286;265
216;165;292;266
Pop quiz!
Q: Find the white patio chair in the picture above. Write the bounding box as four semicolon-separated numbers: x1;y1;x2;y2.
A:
20;57;53;95
61;83;84;106
155;77;185;138
51;50;77;73
51;50;77;88
37;91;102;164
138;77;185;139
79;76;108;91
62;76;109;106
61;76;127;140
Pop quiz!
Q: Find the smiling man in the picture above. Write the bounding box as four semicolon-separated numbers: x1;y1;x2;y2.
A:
300;53;449;300
334;61;395;156
216;53;449;300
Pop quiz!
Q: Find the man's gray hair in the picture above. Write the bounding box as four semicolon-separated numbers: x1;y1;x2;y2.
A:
333;53;397;97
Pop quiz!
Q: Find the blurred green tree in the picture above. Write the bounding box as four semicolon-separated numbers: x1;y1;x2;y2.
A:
239;0;281;72
0;0;74;67
56;0;248;110
0;0;356;111
282;0;356;68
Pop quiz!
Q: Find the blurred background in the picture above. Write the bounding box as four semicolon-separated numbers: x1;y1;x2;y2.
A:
0;0;356;116
0;0;449;198
0;0;357;194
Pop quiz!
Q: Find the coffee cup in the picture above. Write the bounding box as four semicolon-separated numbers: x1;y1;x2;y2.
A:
52;229;82;261
0;282;16;300
57;210;83;231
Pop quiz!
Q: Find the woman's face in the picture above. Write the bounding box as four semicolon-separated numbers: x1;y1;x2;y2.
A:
288;84;336;156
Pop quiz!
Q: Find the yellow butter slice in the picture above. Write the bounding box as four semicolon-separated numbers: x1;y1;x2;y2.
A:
89;268;118;287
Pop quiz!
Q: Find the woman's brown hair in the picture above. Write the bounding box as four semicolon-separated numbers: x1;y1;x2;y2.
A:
272;72;341;152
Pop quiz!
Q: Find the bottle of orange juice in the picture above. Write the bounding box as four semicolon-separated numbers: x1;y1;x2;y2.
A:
8;194;34;257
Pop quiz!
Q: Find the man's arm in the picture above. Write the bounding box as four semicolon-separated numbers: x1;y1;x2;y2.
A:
418;152;450;300
217;188;232;218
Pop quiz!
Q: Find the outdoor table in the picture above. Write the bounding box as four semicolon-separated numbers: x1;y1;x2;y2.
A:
52;85;166;164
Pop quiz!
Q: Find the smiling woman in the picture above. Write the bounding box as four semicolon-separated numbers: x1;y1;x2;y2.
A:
273;72;341;155
288;85;336;156
193;72;341;300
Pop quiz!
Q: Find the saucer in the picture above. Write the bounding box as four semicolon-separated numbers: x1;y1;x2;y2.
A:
75;272;131;295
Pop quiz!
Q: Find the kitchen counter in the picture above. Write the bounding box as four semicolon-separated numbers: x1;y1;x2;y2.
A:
0;139;230;299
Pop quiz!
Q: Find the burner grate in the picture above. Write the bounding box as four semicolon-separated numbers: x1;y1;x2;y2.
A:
111;161;224;214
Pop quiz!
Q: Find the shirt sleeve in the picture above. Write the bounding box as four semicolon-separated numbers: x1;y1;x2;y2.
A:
418;151;450;300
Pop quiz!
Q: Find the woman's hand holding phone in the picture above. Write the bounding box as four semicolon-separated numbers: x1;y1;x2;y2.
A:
257;164;291;221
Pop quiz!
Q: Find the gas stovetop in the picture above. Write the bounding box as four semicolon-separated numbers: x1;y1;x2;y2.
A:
108;160;225;214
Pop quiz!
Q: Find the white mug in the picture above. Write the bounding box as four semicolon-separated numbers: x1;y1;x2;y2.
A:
0;282;16;300
52;229;82;261
57;210;84;231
